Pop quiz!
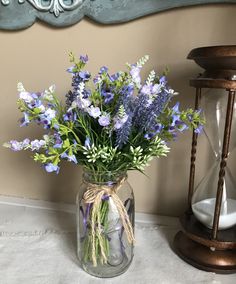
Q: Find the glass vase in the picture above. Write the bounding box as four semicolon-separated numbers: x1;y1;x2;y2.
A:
76;169;135;278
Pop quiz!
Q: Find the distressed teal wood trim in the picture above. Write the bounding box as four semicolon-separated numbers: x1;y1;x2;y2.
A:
0;0;236;30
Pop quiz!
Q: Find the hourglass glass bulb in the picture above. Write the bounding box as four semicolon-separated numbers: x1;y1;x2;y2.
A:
192;172;236;230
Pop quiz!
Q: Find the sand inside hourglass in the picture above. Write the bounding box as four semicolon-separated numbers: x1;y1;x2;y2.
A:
192;183;236;230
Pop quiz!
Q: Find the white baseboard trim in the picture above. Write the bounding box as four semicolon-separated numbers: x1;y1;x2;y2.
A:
0;194;75;213
0;194;179;226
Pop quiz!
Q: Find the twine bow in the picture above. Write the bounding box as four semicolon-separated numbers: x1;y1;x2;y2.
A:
83;177;135;266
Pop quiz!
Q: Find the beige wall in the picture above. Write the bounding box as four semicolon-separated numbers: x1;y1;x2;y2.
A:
1;4;236;216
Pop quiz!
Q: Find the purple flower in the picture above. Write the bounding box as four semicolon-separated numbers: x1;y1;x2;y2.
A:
61;152;77;164
130;66;141;87
141;85;152;95
53;134;63;148
80;54;88;63
44;163;60;174
143;90;171;131
30;139;46;151
115;114;133;148
8;138;30;151
22;138;30;147
98;113;110;127
9;140;23;151
87;106;101;118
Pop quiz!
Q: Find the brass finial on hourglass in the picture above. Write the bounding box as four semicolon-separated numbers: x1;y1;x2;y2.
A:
174;45;236;274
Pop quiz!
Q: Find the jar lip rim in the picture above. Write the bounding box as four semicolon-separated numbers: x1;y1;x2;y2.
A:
83;169;127;175
82;169;127;184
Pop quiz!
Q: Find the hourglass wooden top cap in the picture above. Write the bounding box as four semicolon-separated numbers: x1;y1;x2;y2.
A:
187;45;236;71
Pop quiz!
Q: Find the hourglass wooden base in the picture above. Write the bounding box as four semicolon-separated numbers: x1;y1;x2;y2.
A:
173;213;236;274
174;231;236;274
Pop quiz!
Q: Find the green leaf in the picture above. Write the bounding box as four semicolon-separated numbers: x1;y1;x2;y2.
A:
63;138;70;148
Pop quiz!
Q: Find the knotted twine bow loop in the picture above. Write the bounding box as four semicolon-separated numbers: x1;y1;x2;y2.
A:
82;176;135;267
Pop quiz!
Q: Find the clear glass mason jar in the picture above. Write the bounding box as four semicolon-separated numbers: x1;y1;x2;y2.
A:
76;169;135;278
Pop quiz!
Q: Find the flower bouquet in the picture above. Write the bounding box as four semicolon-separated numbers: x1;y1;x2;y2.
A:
4;53;204;277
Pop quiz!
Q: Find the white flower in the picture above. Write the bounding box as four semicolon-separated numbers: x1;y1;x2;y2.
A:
17;82;26;92
44;108;56;120
43;85;55;101
19;92;33;103
87;106;101;118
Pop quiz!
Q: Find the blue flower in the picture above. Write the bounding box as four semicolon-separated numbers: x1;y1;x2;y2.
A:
98;113;110;127
79;71;90;81
93;75;102;85
121;84;134;96
20;112;30;127
38;108;56;128
67;66;76;73
144;133;155;140
84;137;91;148
178;122;189;132
99;66;108;74
110;72;120;82
194;124;203;134
144;123;163;140
101;90;114;104
63;111;77;122
172;102;180;113
171;114;180;127
159;76;167;86
44;163;60;174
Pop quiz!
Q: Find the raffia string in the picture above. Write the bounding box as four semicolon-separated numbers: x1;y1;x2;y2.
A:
83;177;135;267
